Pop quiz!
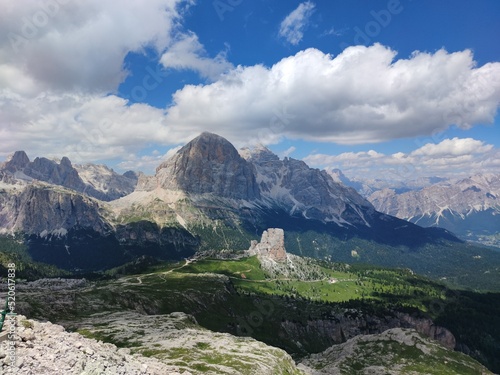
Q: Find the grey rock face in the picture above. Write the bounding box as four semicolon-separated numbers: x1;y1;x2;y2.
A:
242;145;374;225
1;313;304;375
1;151;137;202
74;163;138;201
248;228;287;262
0;315;189;375
155;132;260;200
2;186;109;234
369;174;500;220
24;156;87;192
367;173;500;245
280;311;456;353
3;151;30;172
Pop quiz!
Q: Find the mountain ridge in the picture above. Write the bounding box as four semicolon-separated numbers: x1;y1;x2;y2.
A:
367;173;500;247
1;133;499;292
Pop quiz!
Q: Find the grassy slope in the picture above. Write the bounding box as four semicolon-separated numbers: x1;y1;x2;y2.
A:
71;256;489;371
9;246;500;372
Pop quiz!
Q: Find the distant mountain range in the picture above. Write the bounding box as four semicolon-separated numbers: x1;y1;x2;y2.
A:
1;150;138;201
329;169;500;248
1;132;499;289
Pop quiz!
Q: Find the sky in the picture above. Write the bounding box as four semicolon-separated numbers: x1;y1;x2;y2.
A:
1;0;499;181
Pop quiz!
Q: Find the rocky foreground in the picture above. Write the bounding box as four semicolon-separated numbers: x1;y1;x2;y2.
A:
0;312;493;375
0;313;303;375
0;315;185;375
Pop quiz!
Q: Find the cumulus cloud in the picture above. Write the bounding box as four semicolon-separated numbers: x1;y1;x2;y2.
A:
0;92;170;162
411;137;493;157
0;0;226;164
279;1;315;45
160;32;234;80
304;138;500;180
117;146;182;172
0;0;185;94
164;44;500;145
1;0;499;174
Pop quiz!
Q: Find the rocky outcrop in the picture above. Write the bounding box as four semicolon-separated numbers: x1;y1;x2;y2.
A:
0;315;189;375
1;313;305;375
154;132;260;200
74;163;138;201
3;151;30;173
23;156;87;192
279;311;456;353
248;228;287;262
298;328;492;375
397;312;456;350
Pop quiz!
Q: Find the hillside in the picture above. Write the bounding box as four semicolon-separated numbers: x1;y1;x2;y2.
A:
10;252;500;373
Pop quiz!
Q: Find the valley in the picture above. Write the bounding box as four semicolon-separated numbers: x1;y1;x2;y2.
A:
6;251;499;374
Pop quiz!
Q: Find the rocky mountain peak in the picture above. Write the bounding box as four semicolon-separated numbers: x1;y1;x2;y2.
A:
155;132;261;200
239;144;279;163
1;152;138;202
25;156;85;191
4;150;30;172
157;132;241;172
60;156;72;168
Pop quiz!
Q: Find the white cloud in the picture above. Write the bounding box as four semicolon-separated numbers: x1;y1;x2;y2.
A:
304;138;499;180
0;92;170;162
0;0;231;165
117;146;182;173
410;137;493;157
0;0;186;94
1;0;499;175
160;32;234;80
279;1;315;45
164;44;500;146
281;146;296;157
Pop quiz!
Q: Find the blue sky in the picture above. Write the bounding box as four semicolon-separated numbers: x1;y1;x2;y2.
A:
1;0;499;180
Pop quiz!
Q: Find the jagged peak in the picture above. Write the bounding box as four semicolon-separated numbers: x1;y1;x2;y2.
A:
4;150;30;172
239;144;279;163
60;156;72;167
6;150;30;163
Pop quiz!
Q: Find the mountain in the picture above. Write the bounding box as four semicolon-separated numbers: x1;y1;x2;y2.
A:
325;168;447;196
240;145;373;225
9;312;303;375
368;173;500;247
0;151;138;201
74;163;139;201
1;133;500;290
155;132;260;200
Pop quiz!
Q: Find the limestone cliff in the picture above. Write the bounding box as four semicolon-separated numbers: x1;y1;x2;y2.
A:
248;228;287;262
0;185;109;235
154;132;260;200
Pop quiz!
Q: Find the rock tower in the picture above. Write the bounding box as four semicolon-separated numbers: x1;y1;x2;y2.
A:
248;228;287;262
